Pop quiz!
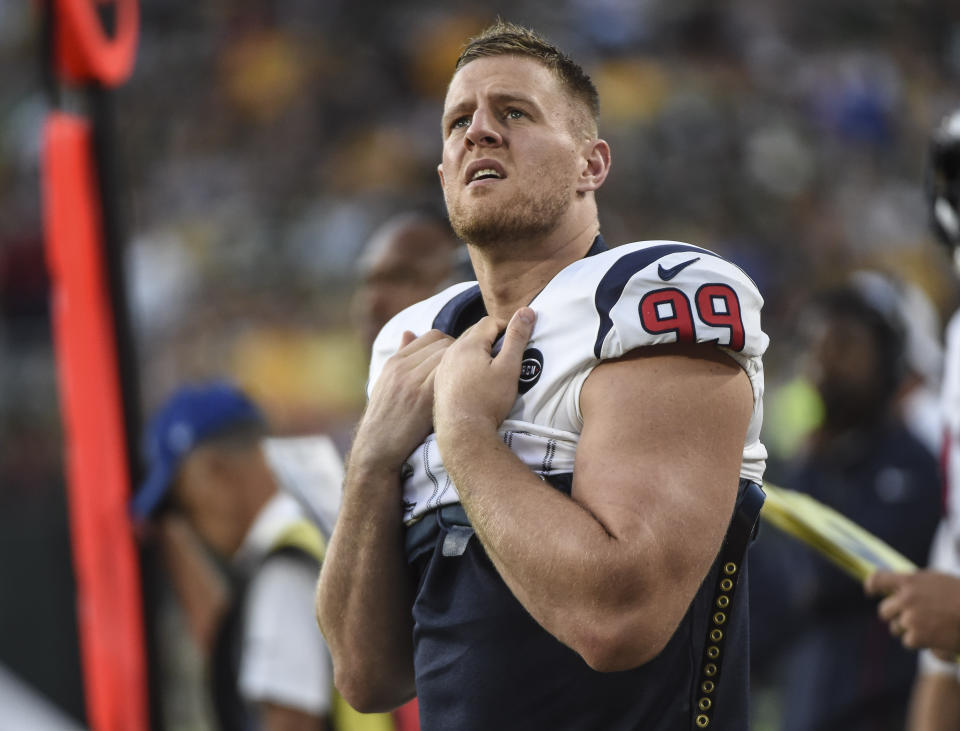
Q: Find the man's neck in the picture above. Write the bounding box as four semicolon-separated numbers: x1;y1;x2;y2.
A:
469;220;600;323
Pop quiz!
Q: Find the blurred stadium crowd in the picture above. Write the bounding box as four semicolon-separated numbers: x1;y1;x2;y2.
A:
2;0;960;727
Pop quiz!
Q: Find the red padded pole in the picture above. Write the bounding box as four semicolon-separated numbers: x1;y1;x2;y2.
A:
41;112;149;731
53;0;139;86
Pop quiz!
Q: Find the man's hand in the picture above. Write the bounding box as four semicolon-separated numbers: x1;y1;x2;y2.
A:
433;307;536;444
866;570;960;657
317;328;447;711
156;513;230;653
351;329;452;474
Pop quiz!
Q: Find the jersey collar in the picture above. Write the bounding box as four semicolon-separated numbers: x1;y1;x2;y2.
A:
432;234;607;337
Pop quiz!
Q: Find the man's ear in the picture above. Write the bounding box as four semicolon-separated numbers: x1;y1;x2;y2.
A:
437;163;446;188
577;138;611;194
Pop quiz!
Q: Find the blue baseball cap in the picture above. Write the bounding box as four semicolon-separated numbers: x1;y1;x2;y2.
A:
131;381;266;519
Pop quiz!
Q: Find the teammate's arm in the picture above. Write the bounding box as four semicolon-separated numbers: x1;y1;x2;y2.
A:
316;329;451;712
259;702;326;731
434;309;752;671
866;569;960;654
907;673;960;731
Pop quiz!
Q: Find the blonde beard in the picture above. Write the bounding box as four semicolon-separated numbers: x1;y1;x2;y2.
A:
447;185;571;249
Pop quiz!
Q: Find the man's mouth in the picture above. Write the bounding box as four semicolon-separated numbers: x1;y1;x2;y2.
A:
470;168;503;182
465;161;507;186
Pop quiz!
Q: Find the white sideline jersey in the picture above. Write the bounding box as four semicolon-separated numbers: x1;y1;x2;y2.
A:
920;310;960;677
940;311;960;533
368;239;769;525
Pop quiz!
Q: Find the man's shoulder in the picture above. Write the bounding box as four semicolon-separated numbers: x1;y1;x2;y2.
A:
261;436;343;539
253;548;320;586
237;492;317;563
586;239;757;288
541;239;760;306
367;281;478;394
537;239;767;362
371;281;478;353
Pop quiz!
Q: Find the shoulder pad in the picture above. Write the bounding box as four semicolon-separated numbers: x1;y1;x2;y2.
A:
368;281;477;396
592;241;767;360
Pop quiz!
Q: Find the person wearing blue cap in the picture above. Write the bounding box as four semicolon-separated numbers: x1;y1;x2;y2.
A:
133;381;387;731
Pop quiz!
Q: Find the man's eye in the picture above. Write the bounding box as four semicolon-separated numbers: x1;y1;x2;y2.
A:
452;116;471;129
506;109;525;120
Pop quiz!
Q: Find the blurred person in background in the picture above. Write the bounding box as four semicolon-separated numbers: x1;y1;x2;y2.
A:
352;209;468;355
318;20;769;729
848;270;944;458
132;382;392;731
349;209;469;731
751;277;941;731
866;107;960;730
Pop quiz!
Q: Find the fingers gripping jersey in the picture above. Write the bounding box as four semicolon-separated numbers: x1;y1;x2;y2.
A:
368;240;768;524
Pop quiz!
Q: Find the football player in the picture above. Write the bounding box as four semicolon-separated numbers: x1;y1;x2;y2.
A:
866;108;960;729
317;20;768;729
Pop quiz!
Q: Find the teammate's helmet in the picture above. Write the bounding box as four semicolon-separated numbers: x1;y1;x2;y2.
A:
928;108;960;268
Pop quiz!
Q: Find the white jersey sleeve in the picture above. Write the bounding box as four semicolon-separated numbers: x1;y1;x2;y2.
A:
940;311;960;533
919;309;960;679
594;243;766;362
587;241;768;483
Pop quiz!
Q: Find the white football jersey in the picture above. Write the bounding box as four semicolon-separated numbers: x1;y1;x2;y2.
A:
940;311;960;530
368;239;769;524
920;309;960;677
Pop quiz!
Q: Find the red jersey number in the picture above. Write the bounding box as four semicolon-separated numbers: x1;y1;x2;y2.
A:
639;284;746;351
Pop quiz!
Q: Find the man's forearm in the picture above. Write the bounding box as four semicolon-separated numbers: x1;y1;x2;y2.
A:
318;328;451;709
316;462;416;712
443;427;680;671
434;342;751;673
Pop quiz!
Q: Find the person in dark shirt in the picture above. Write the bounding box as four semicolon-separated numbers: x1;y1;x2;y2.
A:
752;277;941;731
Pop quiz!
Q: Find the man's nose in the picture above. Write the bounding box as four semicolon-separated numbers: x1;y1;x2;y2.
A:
465;108;503;148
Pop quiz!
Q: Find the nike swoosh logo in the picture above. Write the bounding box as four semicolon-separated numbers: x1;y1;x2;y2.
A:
658;257;700;281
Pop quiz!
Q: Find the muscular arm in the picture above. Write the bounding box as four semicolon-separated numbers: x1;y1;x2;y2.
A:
434;309;753;671
316;330;450;712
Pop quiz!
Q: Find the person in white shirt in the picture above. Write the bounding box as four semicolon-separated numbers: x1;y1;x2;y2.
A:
866;108;960;730
132;381;374;731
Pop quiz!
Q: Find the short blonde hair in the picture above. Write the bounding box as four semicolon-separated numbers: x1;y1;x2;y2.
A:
455;20;599;137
